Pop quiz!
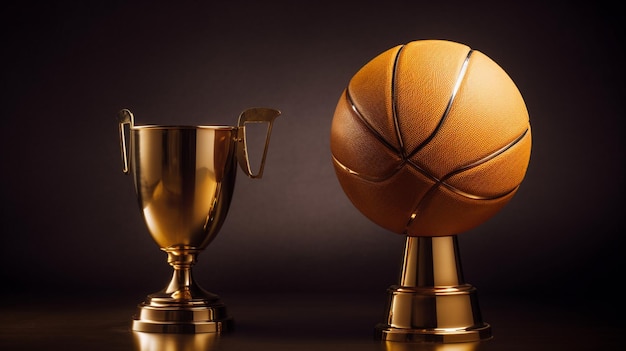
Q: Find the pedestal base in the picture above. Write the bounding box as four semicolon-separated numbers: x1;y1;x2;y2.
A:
375;285;491;343
377;324;491;344
132;298;233;333
376;236;492;343
131;248;233;333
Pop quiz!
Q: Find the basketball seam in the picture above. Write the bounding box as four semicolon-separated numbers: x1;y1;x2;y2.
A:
338;49;481;185
345;88;401;155
441;128;530;183
396;48;526;233
332;154;406;182
405;50;474;158
404;128;530;233
391;45;407;158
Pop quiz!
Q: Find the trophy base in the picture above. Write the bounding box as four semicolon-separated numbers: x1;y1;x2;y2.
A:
130;248;234;333
375;285;492;343
375;236;493;343
375;284;492;343
132;295;233;333
376;324;492;343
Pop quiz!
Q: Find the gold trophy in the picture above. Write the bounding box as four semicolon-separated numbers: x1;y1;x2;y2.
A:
118;107;280;333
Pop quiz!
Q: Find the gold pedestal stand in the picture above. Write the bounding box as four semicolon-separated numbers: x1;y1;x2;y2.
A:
376;236;492;343
131;248;233;333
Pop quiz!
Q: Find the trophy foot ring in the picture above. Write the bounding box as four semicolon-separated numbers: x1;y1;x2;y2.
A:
375;284;493;343
375;323;491;343
132;319;232;334
132;303;233;334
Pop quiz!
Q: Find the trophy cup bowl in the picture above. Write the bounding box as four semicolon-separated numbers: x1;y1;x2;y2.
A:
118;107;280;333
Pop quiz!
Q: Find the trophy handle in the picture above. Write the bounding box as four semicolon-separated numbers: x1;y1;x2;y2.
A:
118;109;135;174
236;107;281;179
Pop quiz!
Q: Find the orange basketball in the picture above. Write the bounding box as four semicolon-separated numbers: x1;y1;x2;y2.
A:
330;39;531;236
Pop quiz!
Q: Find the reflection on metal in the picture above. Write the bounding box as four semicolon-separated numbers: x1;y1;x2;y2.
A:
376;236;492;343
384;340;480;351
133;331;219;350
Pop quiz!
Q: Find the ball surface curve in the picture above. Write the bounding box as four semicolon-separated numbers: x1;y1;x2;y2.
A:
330;39;531;237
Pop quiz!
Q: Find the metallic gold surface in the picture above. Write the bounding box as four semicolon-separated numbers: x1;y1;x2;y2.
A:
384;340;480;351
119;108;280;333
236;107;280;178
133;331;219;351
376;236;491;343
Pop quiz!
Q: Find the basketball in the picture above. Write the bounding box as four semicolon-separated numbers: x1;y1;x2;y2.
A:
330;39;531;236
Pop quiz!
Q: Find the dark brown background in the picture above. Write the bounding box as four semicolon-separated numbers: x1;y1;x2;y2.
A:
1;0;623;345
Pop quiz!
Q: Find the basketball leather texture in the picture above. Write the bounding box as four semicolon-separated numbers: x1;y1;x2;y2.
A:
330;39;531;236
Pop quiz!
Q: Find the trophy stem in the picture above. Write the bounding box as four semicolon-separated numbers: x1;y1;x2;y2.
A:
375;236;492;343
131;247;233;333
162;248;216;301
